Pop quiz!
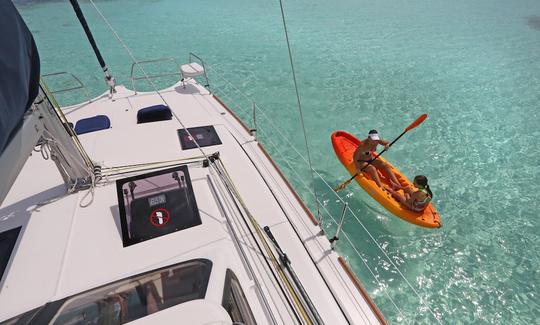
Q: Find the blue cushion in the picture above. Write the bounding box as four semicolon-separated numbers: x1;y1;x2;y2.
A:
74;115;111;135
137;105;172;124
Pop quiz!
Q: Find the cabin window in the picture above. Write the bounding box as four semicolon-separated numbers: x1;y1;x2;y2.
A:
0;227;21;283
116;165;202;247
177;125;222;150
51;259;212;324
222;269;256;325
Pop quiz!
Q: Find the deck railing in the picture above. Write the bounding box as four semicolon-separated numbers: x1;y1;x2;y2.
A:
206;64;442;324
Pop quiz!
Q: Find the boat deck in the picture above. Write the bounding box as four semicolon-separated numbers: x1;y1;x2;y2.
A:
0;80;384;324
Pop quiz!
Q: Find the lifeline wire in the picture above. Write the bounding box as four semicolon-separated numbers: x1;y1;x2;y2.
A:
85;1;438;322
87;0;213;163
209;67;441;323
86;2;316;321
276;0;322;222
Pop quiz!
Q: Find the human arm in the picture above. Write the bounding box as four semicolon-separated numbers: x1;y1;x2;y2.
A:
353;147;362;170
378;139;390;150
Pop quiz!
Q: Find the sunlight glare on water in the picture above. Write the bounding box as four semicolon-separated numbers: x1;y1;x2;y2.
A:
16;0;540;323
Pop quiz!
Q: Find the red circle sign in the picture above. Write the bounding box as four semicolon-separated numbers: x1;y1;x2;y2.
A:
149;208;170;227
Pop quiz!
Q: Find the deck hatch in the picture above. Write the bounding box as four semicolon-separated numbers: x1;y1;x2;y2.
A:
0;227;21;284
13;259;213;324
116;165;201;247
177;125;222;150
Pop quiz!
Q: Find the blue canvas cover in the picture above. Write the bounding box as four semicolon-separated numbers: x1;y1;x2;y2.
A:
0;1;40;155
74;115;111;135
137;105;172;124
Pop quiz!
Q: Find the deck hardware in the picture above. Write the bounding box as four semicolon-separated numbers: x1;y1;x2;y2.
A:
251;101;258;139
172;172;182;188
263;226;324;325
128;181;136;200
330;201;348;250
209;152;220;163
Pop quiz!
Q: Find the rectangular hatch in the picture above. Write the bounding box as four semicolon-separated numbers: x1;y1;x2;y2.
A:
116;165;202;247
177;125;222;150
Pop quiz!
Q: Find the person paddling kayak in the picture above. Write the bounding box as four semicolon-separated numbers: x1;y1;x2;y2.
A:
384;175;433;212
353;129;402;189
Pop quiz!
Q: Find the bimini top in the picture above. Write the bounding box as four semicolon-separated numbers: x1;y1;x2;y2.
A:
0;1;40;155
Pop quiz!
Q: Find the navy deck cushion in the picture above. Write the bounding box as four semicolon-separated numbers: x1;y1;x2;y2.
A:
74;115;111;135
137;104;172;124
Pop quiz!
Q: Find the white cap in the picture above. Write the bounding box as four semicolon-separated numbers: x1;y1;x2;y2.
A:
368;130;380;140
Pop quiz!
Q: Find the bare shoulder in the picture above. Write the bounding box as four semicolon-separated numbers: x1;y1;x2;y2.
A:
411;191;427;200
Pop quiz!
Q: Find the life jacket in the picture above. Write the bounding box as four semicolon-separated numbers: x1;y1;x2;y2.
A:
411;188;431;212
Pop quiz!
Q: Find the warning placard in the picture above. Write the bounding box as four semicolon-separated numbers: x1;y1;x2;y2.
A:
149;208;170;227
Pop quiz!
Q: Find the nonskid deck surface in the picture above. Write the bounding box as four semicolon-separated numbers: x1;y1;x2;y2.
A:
0;80;384;324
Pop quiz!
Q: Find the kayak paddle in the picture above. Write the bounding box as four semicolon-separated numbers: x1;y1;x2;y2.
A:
334;114;428;192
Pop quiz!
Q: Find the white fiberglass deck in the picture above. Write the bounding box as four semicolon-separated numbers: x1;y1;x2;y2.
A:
0;80;384;324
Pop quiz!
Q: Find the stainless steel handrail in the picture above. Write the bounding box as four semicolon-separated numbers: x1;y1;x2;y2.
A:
129;57;181;92
41;72;91;101
188;52;210;87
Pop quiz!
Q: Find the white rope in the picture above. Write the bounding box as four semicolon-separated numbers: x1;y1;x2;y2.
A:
276;0;321;222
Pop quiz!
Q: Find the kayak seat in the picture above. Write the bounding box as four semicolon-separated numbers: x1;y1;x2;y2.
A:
74;115;111;135
137;104;172;124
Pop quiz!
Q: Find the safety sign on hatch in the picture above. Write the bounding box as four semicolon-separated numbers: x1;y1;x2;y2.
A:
149;208;170;227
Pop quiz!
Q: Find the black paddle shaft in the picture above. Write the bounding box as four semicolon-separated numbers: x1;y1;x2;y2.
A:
346;128;409;182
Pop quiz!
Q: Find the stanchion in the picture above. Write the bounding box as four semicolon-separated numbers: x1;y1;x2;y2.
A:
329;201;348;250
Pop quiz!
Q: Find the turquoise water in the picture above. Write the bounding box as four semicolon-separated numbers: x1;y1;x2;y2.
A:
16;0;540;323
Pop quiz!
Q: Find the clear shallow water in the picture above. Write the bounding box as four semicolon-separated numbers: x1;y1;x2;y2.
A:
16;0;540;323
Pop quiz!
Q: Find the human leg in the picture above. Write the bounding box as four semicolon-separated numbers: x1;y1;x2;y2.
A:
373;160;403;189
361;163;383;187
383;185;407;204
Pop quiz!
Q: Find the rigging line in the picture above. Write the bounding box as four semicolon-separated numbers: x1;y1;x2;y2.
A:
228;129;351;324
259;129;439;323
210;66;436;320
86;2;429;321
258;129;407;320
212;68;408;321
212;70;433;321
276;0;321;222
87;7;314;322
87;0;213;164
206;174;279;325
212;160;311;324
230;88;439;322
40;80;94;169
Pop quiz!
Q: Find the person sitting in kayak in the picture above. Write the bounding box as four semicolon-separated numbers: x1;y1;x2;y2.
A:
353;129;402;189
385;175;433;212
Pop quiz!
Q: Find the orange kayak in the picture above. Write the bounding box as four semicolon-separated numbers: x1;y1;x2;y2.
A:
331;130;441;228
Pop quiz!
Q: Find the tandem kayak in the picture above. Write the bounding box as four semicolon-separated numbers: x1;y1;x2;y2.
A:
331;130;441;228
